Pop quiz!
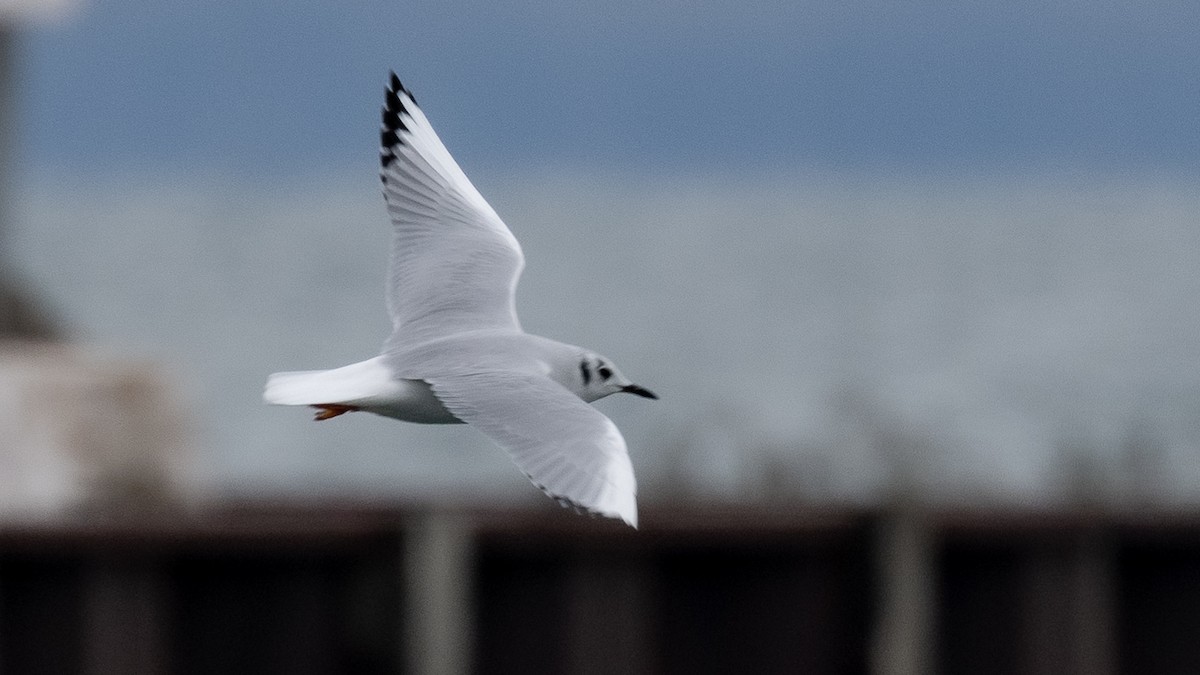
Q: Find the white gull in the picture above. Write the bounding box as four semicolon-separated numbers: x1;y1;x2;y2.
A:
264;72;656;527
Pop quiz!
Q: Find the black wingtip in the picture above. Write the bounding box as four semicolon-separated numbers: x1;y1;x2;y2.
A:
380;71;414;168
380;124;402;148
387;71;417;106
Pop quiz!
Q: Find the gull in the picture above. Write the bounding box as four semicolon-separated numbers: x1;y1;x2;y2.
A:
264;72;656;527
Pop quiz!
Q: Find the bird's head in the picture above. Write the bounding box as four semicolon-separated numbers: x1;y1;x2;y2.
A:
576;352;657;403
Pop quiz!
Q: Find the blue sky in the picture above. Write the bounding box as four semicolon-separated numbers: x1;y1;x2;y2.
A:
17;0;1200;178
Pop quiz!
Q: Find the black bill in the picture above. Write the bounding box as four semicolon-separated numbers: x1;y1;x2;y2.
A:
621;384;658;400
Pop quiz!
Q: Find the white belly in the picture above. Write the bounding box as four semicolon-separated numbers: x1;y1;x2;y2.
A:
360;377;464;424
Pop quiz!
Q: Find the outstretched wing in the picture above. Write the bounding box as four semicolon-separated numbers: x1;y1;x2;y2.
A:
427;371;638;527
380;73;525;350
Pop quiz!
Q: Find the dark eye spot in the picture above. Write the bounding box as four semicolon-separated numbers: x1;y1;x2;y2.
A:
598;366;613;380
580;360;591;385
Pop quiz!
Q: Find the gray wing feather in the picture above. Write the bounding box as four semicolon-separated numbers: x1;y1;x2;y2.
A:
379;74;525;350
427;371;638;527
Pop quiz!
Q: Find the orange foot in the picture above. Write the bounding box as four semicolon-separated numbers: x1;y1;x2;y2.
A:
311;404;359;421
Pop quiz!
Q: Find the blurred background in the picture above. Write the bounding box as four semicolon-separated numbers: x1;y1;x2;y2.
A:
1;0;1199;673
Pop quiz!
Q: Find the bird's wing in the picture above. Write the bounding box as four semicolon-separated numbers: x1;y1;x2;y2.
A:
427;371;638;527
379;73;525;350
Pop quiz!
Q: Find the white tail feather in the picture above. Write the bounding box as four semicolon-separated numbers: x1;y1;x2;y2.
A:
263;357;397;406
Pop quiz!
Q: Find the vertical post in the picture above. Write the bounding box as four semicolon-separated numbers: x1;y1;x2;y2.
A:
0;24;12;249
0;24;53;339
403;510;475;675
0;23;15;282
870;504;937;675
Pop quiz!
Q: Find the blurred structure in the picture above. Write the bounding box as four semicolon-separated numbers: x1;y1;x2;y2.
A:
0;0;196;518
0;343;195;517
2;502;1199;674
0;2;64;339
0;35;48;338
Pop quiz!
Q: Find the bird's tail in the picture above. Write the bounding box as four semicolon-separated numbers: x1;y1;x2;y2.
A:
263;357;395;406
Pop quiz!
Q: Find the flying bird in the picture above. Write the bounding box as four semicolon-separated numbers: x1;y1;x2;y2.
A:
264;73;656;527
